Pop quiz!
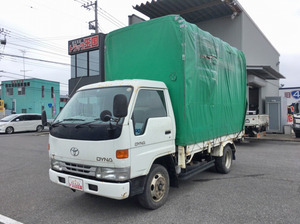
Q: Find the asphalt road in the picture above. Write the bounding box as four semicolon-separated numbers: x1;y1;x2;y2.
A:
0;132;299;224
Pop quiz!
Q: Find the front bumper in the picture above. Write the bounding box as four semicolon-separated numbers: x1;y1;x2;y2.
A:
49;169;130;200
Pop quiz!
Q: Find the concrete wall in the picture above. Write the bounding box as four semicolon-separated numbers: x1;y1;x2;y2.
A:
241;13;280;71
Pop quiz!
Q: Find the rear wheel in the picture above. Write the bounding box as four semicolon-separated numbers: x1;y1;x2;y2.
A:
295;132;300;138
36;125;44;132
5;126;14;134
138;164;170;210
215;145;233;174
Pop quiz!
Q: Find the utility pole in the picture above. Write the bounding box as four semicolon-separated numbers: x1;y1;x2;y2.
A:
19;49;30;79
82;0;99;33
0;28;9;45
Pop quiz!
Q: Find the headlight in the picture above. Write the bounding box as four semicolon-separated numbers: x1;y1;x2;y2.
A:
51;159;63;171
245;119;250;123
95;167;130;181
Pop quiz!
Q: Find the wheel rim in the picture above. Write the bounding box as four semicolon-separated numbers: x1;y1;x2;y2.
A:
150;173;166;202
37;126;43;132
224;149;232;169
6;127;13;134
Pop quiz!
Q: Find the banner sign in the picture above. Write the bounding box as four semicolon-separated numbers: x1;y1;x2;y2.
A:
68;34;99;55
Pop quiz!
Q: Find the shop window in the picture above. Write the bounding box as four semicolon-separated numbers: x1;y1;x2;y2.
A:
71;55;76;78
89;50;100;76
77;52;88;77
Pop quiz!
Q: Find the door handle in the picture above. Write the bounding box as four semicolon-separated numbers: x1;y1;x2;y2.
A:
165;130;171;135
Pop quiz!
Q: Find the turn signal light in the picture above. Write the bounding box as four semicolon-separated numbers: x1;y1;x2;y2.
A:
116;149;128;159
48;144;50;151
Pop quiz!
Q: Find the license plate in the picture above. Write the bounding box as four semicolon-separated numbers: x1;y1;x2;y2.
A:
68;177;83;191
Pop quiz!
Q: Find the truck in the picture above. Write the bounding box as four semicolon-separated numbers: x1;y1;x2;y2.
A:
42;15;247;209
245;112;269;138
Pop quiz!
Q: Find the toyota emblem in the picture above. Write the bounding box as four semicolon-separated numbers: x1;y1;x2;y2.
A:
70;147;79;156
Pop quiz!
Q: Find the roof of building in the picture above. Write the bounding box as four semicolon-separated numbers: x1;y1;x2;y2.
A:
247;66;285;80
133;0;243;24
2;78;59;84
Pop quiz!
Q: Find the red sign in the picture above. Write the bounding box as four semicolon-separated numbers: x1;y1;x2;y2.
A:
11;80;24;84
68;35;99;55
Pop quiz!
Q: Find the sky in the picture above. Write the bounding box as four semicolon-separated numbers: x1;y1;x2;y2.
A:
0;0;300;95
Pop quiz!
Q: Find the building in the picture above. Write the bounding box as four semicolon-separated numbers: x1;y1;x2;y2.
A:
279;87;300;124
68;33;106;95
0;78;60;119
68;0;285;116
59;94;68;111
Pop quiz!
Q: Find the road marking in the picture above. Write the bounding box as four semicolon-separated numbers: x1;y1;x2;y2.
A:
0;214;23;224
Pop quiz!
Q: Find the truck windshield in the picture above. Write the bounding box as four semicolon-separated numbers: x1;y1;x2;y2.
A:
50;86;133;141
55;86;133;125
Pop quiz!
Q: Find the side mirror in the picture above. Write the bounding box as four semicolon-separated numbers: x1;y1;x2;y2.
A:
113;94;128;118
41;110;48;126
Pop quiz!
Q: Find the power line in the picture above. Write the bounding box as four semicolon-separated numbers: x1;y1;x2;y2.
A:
98;7;126;27
0;53;70;67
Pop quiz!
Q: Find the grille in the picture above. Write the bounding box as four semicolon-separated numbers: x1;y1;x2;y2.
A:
61;162;97;177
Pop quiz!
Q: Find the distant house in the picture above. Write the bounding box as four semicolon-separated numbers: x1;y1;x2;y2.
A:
0;78;60;119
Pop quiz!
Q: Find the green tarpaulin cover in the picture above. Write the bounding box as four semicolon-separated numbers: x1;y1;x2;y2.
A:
105;15;247;146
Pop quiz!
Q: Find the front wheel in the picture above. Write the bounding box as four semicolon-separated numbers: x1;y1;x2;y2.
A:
215;145;233;174
138;164;170;210
5;126;14;134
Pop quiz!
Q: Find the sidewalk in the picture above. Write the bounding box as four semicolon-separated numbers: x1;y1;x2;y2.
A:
246;133;300;142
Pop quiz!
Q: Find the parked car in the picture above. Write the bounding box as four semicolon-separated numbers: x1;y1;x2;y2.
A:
0;113;44;134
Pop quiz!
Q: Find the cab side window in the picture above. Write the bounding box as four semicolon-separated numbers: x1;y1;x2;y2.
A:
132;89;167;135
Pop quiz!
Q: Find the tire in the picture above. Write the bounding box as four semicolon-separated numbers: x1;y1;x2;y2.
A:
215;145;233;174
36;125;44;132
138;164;170;210
5;126;14;134
295;132;300;138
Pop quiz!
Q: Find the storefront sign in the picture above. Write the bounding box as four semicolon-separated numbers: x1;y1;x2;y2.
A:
291;90;300;99
68;35;99;55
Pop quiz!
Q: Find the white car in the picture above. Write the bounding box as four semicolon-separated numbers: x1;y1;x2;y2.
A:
0;113;44;134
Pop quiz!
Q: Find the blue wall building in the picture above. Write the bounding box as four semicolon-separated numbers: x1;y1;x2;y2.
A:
1;78;60;119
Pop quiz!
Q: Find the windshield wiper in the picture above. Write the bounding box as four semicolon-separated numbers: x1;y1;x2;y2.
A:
75;118;101;128
52;118;85;127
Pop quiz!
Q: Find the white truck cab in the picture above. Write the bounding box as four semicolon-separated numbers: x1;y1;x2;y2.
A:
46;80;177;206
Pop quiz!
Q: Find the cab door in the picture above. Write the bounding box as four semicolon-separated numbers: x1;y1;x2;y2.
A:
129;88;175;178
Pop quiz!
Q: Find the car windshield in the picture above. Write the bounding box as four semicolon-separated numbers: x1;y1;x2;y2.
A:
53;86;133;125
0;114;19;122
